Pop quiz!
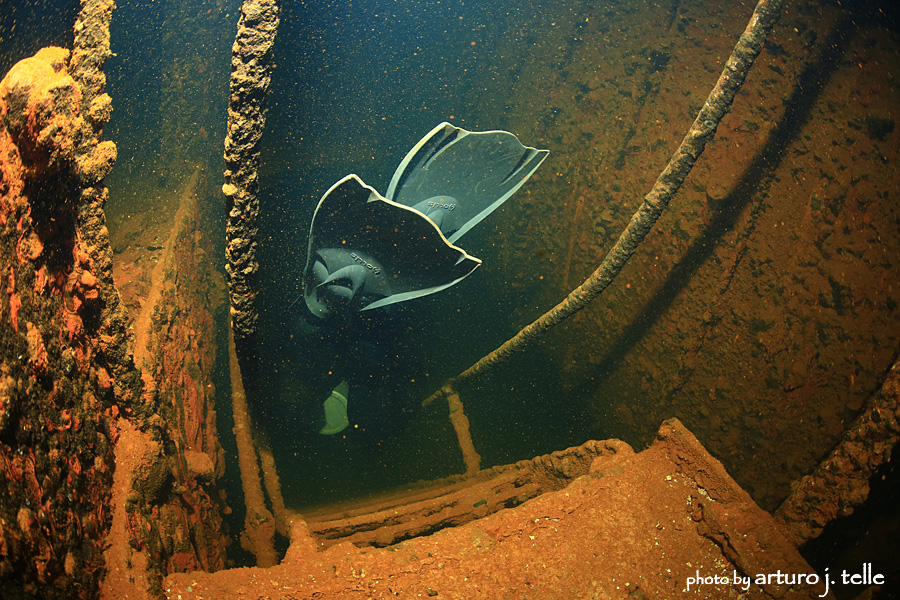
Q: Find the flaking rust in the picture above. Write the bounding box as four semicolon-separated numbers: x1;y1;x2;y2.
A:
0;1;231;598
0;42;123;600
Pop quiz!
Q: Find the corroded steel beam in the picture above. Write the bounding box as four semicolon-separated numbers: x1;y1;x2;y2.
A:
223;0;280;342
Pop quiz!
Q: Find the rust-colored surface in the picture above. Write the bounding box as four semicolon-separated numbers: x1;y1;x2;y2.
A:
165;419;829;600
776;353;900;546
303;437;622;549
102;418;157;599
483;0;900;512
105;168;231;596
0;36;125;600
0;5;232;597
227;324;277;567
1;0;897;597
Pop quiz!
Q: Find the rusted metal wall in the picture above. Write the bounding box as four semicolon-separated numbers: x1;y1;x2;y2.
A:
0;2;233;597
484;0;900;511
0;1;128;596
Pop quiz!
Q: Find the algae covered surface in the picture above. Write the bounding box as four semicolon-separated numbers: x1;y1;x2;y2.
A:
0;0;898;596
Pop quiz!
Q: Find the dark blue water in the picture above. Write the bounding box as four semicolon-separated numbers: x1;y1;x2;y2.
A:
0;0;77;75
255;0;593;507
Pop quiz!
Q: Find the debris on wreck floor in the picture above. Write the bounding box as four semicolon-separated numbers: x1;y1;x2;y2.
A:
302;435;621;550
165;419;831;600
1;0;897;598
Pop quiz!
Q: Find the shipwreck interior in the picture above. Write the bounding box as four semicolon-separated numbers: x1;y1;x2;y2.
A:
0;0;899;598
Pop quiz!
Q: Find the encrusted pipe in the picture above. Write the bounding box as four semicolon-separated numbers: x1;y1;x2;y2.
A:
444;385;482;474
258;442;291;537
223;0;280;342
424;0;785;407
229;324;277;567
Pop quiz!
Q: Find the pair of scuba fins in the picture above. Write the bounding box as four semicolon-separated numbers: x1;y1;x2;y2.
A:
304;122;549;434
